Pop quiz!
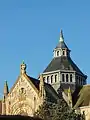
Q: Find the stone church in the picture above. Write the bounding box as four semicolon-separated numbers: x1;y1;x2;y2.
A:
0;30;90;119
1;63;59;116
42;30;87;92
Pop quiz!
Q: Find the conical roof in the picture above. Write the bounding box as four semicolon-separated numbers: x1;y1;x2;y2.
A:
43;56;85;77
55;41;69;49
4;81;9;94
55;29;69;50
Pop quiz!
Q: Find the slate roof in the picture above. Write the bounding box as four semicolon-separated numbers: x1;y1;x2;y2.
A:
73;85;90;108
55;41;69;50
22;74;59;103
27;75;40;90
43;56;85;76
26;75;59;102
9;73;59;103
44;83;59;102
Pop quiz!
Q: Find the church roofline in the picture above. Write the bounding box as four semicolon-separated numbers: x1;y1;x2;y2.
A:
43;56;86;77
43;69;87;78
43;70;60;74
43;70;76;75
73;85;90;109
9;73;39;95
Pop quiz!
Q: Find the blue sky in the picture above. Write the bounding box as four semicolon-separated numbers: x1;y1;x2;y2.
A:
0;0;90;95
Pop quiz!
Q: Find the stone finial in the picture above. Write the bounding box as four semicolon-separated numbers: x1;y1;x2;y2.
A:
20;60;26;74
59;29;64;42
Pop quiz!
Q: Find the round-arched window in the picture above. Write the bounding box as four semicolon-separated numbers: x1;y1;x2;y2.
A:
63;51;65;55
70;74;72;82
57;51;59;56
47;76;49;83
51;75;53;83
66;74;68;82
62;74;65;82
55;74;57;82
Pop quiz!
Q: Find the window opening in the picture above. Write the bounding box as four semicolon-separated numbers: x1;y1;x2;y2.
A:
51;75;53;83
62;74;64;82
66;74;68;82
70;74;72;82
63;51;65;55
57;51;59;56
47;76;49;83
55;75;57;82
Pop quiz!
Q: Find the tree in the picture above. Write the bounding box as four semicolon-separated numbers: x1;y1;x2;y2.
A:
34;99;84;120
34;101;52;120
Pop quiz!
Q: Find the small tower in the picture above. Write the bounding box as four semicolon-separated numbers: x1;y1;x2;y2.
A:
68;87;72;108
2;81;9;115
3;81;9;97
20;61;27;74
53;29;70;58
43;29;87;96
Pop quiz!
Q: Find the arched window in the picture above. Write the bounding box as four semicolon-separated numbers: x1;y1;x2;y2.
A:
70;74;72;82
57;51;59;56
21;88;24;94
47;76;49;83
19;88;26;97
55;74;57;82
62;74;64;82
51;75;53;83
63;51;65;55
66;74;68;82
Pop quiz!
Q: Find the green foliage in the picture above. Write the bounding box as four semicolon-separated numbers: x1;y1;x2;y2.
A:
34;99;84;120
34;101;51;120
